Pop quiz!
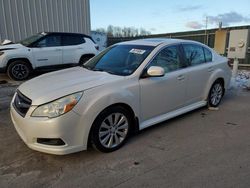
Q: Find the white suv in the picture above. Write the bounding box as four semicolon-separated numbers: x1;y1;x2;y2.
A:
0;32;98;80
10;38;231;155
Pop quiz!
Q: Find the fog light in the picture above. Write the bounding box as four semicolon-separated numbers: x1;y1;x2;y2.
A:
37;138;65;146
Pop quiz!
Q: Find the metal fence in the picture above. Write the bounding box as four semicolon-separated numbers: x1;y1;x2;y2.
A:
108;25;250;64
108;28;218;47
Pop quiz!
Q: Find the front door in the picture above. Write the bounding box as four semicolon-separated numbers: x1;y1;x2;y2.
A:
139;45;188;127
31;35;62;68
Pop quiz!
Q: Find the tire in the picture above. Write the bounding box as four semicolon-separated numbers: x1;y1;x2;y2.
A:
207;80;224;107
91;106;132;152
7;60;31;81
78;55;93;66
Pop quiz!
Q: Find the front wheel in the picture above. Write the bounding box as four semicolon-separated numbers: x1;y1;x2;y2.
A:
7;60;31;81
91;106;132;152
208;81;224;107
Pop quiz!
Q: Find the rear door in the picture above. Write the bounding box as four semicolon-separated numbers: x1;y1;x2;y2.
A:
181;43;214;105
61;34;86;65
31;34;62;67
139;45;188;124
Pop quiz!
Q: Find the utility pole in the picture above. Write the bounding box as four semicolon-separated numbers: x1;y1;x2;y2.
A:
204;16;208;45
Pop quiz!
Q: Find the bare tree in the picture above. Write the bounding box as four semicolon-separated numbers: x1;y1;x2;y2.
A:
94;25;151;37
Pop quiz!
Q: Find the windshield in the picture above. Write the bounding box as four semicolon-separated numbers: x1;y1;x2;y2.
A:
83;44;154;76
19;33;46;46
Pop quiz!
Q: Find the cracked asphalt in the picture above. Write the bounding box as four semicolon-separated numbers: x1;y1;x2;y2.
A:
1;73;250;188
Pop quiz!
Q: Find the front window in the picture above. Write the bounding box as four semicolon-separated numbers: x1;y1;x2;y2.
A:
150;46;182;73
36;35;61;47
19;33;46;46
83;44;154;76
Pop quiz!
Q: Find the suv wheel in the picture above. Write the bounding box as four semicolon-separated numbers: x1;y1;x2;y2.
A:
208;81;224;107
7;60;31;81
91;106;132;152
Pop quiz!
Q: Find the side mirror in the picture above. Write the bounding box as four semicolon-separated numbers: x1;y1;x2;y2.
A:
147;66;165;77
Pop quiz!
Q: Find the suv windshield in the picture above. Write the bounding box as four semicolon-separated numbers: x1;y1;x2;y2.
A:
19;33;46;46
83;44;154;76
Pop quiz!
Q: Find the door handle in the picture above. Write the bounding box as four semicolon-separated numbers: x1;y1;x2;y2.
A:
55;48;61;51
208;67;214;72
177;75;185;80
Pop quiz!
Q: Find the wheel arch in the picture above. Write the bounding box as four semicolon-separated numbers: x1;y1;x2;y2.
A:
7;58;34;70
78;54;95;64
204;77;225;101
203;69;226;101
87;102;139;148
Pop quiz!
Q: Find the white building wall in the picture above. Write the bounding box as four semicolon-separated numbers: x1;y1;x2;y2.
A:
0;0;91;42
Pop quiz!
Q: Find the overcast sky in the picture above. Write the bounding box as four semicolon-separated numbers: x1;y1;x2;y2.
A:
90;0;250;34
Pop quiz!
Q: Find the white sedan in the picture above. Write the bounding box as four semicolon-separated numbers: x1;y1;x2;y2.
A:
10;38;231;154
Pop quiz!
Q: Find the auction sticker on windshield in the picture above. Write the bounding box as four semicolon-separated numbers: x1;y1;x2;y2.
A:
129;49;146;55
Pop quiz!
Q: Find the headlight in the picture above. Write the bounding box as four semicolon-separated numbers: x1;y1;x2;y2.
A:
31;92;83;118
0;51;4;56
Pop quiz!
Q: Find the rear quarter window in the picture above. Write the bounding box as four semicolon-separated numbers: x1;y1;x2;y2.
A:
62;35;85;46
203;47;213;62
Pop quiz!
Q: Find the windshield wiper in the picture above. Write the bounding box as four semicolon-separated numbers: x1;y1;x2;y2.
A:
82;64;92;70
83;66;118;75
93;68;118;75
93;68;105;72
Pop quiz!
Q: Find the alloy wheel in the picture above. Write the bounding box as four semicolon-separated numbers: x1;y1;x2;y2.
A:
98;113;129;149
210;83;223;106
11;64;29;80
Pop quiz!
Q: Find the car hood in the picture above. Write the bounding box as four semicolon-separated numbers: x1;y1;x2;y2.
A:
0;43;23;51
18;67;124;105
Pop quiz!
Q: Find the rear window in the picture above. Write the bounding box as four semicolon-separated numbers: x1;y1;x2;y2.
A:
182;44;206;66
62;35;85;46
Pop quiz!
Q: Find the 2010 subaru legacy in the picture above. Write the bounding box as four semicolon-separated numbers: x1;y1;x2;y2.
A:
10;38;231;155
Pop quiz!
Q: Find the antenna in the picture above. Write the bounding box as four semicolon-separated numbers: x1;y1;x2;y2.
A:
219;22;222;30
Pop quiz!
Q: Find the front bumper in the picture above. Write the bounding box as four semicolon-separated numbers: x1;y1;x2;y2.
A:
10;100;88;155
0;67;5;73
0;54;7;72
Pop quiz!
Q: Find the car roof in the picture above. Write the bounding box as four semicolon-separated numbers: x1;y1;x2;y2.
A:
41;31;91;38
119;38;203;47
39;32;96;43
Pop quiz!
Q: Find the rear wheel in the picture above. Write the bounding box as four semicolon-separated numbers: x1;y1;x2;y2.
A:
208;81;224;107
91;106;132;152
7;60;31;81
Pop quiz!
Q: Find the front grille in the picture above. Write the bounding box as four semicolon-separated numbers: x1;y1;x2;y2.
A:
13;90;32;117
